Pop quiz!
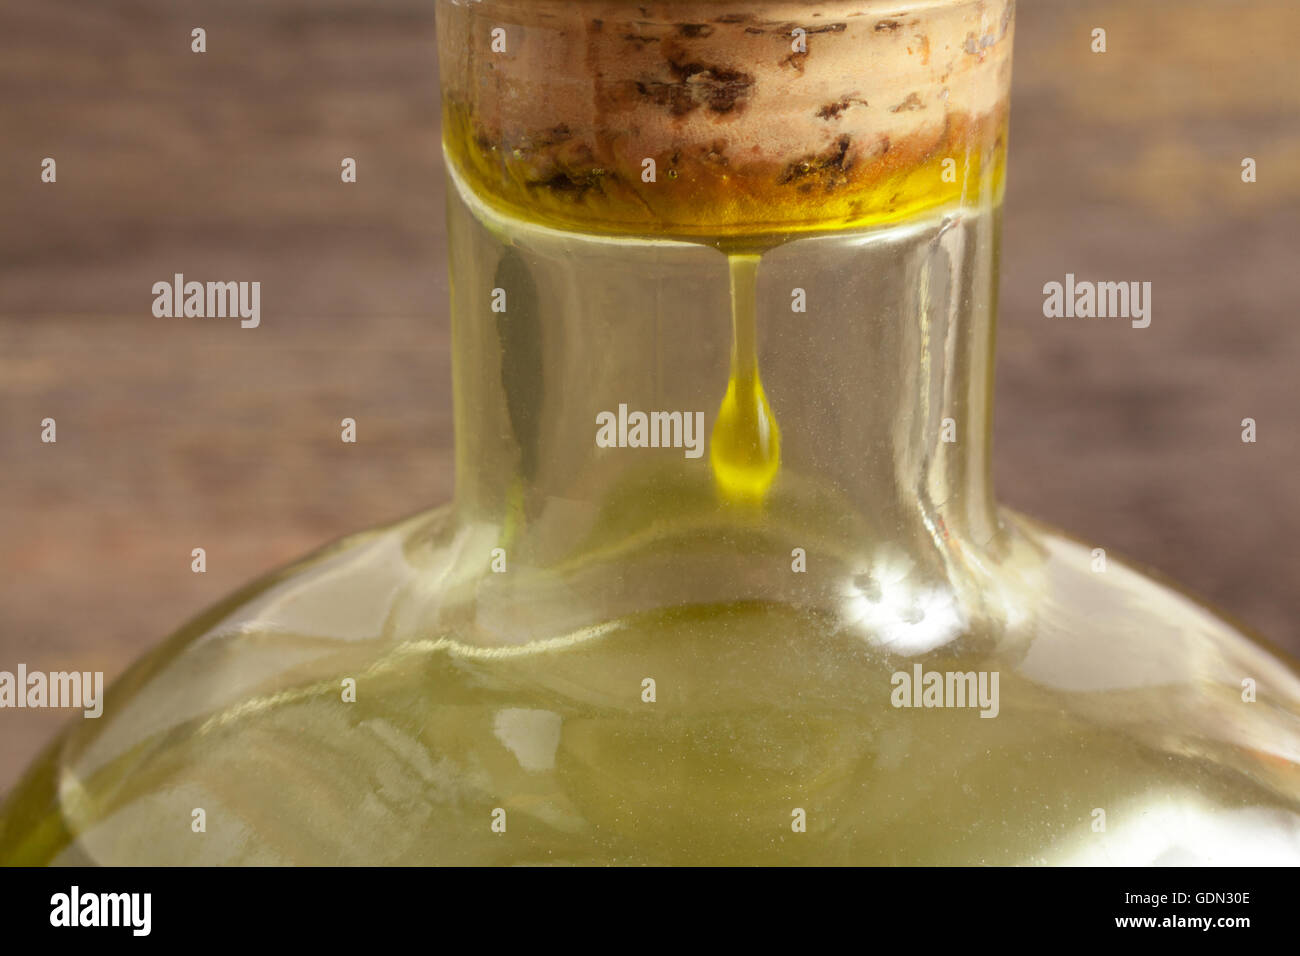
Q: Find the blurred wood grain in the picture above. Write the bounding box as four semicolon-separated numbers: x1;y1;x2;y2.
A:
1;0;1298;792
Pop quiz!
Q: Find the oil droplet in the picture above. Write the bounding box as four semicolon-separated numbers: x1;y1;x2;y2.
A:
710;254;781;501
711;375;780;500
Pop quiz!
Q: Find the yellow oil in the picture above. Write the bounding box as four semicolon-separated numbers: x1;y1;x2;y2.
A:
711;253;781;502
442;102;1007;241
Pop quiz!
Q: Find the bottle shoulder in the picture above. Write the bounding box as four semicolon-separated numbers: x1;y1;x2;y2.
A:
4;506;1299;865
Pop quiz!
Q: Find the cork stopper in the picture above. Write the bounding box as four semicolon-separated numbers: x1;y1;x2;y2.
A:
437;0;1014;240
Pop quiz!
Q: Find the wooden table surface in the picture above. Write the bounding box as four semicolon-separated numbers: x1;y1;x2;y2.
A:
2;0;1298;792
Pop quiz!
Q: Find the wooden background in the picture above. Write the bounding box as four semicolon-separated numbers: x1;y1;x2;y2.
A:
2;0;1298;793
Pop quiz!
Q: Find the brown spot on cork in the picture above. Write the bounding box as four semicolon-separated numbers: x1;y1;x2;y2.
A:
638;39;754;116
875;20;902;33
777;135;853;191
816;96;868;120
778;20;845;72
678;24;714;39
890;92;924;112
917;35;931;65
623;34;660;48
530;142;611;200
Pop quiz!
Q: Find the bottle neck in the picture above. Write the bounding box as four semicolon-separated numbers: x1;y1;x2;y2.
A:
444;167;1004;642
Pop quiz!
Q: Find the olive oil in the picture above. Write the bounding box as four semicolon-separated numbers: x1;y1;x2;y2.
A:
441;99;1008;241
711;254;781;502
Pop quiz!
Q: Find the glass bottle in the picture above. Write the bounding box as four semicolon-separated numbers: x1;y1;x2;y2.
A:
3;0;1299;866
